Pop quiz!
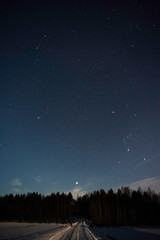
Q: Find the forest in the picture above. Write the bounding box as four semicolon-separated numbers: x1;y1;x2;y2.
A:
0;187;160;226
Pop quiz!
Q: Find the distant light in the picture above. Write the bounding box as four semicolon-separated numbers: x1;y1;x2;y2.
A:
37;116;40;119
112;111;115;114
127;148;130;152
76;182;78;185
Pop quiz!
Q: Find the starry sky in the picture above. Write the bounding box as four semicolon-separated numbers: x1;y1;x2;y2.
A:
1;0;160;196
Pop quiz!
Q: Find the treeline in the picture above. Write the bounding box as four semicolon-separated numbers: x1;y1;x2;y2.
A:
0;192;73;223
0;187;160;226
77;187;160;226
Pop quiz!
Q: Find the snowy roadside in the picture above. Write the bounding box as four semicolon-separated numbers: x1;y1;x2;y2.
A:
0;222;160;240
0;222;70;240
89;225;160;240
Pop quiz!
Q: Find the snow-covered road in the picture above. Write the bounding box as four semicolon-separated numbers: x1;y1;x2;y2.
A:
52;222;97;240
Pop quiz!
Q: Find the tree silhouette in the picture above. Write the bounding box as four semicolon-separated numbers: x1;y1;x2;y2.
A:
0;187;160;225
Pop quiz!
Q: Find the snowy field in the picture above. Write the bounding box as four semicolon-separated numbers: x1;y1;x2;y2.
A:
91;224;160;240
0;222;69;240
0;222;160;240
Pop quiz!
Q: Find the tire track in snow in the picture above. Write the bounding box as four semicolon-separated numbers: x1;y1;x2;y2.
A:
57;222;97;240
49;222;78;240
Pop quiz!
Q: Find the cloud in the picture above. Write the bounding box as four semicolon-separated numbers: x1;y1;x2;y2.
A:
128;176;160;192
71;187;87;199
11;178;22;186
35;176;42;183
66;180;93;199
13;188;21;193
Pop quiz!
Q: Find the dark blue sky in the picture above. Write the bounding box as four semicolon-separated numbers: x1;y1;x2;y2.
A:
1;0;160;196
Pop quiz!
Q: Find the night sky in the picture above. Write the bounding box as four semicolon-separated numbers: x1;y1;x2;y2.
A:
1;0;160;197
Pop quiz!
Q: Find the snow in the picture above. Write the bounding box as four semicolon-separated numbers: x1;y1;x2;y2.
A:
0;222;160;240
0;222;97;240
91;225;160;240
0;222;68;240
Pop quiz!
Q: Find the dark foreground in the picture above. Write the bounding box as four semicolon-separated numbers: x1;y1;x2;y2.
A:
0;222;160;240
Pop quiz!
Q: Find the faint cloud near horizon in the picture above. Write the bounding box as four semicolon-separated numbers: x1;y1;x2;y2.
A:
68;181;93;199
127;176;160;192
70;187;87;199
11;178;22;186
35;176;42;183
13;188;21;193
